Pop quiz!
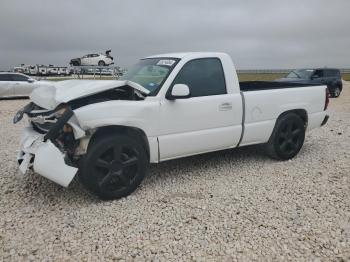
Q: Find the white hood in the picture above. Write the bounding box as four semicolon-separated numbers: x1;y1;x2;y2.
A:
30;80;150;109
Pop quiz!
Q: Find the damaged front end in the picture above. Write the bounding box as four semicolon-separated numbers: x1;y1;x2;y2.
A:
15;103;83;187
14;80;149;187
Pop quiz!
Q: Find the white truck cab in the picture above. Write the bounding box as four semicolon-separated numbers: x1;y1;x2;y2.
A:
14;52;329;199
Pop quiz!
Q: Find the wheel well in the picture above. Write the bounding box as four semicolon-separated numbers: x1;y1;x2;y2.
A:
277;109;308;127
89;126;150;159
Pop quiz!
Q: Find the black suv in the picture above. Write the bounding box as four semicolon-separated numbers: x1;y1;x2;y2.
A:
277;68;343;97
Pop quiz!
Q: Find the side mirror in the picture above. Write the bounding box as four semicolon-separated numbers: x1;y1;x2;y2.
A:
312;75;319;79
27;78;35;83
167;84;190;100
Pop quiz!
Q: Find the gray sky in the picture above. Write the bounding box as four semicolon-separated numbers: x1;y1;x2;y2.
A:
0;0;349;70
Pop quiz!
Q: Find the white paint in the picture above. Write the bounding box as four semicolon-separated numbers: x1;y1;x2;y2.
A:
17;52;328;187
0;72;50;98
33;141;77;187
76;53;113;66
159;126;241;161
157;93;242;160
18;126;78;187
241;85;327;145
30;80;150;109
171;84;190;97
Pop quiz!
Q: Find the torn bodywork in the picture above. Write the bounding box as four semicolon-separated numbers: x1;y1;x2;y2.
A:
15;80;150;187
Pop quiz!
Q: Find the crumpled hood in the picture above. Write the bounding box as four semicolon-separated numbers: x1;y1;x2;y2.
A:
30;80;150;109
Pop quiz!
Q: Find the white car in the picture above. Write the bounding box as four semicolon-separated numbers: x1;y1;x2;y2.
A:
0;72;45;98
14;52;329;200
70;50;114;66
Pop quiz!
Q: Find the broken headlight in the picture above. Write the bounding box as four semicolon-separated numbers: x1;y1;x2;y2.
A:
13;103;35;124
54;105;69;118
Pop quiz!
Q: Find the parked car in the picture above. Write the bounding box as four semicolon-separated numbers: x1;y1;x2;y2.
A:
70;50;114;66
13;67;25;74
276;68;343;98
14;52;329;200
0;72;47;98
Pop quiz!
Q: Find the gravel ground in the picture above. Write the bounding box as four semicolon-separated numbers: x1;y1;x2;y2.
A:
1;83;349;261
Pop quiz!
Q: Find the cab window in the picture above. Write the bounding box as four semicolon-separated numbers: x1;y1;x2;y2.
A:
172;58;226;97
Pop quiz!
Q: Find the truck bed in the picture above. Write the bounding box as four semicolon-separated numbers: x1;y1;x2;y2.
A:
239;81;319;92
239;83;326;147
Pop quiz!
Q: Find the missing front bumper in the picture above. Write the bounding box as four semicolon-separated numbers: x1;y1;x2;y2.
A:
18;126;78;187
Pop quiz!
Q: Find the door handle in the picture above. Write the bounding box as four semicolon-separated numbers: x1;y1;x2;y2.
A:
219;102;232;111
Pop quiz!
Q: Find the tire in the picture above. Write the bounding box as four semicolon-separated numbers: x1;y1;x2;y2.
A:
79;134;149;200
332;87;341;98
265;113;305;160
71;59;81;66
98;60;106;66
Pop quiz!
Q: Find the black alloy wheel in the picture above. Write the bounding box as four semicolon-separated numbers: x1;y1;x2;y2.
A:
98;60;106;66
79;134;148;200
277;120;303;156
265;113;306;160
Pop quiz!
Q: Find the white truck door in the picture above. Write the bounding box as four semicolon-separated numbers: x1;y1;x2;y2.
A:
158;58;243;161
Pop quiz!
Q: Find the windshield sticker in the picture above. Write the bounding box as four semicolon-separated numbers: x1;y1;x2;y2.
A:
156;59;176;67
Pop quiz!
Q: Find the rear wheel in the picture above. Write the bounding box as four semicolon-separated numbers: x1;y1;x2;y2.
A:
332;87;341;98
79;134;148;200
98;60;106;66
265;113;305;160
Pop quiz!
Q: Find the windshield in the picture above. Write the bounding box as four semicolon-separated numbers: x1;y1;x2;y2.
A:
120;58;179;95
286;69;315;79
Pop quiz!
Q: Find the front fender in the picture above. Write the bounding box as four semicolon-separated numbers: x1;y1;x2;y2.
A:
73;100;159;136
73;100;160;163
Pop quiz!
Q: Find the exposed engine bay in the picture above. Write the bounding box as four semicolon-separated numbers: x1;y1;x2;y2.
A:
68;84;145;109
14;83;148;170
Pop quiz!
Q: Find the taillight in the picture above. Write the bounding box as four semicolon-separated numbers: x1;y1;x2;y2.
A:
324;88;330;110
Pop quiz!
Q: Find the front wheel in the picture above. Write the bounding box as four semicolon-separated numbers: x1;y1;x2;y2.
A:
79;134;149;200
70;59;81;66
265;113;306;160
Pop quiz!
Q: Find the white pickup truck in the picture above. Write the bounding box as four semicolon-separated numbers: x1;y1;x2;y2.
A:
14;52;329;199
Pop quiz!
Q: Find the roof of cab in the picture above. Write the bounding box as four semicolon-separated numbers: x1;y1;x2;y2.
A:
297;68;340;71
145;52;227;59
